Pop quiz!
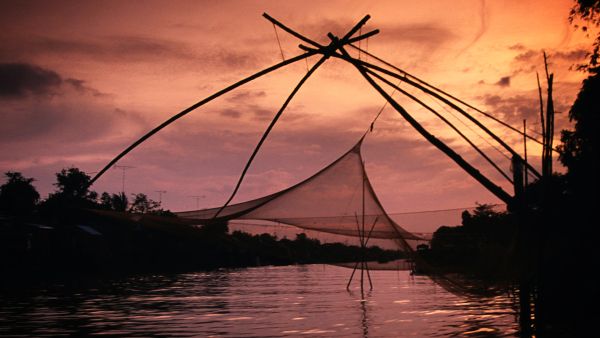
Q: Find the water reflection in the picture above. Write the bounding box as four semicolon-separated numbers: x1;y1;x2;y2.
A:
0;265;519;337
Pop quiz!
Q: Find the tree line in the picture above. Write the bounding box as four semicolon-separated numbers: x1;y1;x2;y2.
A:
0;167;171;219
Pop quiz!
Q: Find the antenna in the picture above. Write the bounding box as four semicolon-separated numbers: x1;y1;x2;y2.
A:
113;165;135;194
155;190;167;204
190;195;206;210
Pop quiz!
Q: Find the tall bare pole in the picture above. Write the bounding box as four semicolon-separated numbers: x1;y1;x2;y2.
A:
536;72;546;154
113;165;135;194
191;195;205;210
155;190;167;204
524;120;528;187
543;52;555;177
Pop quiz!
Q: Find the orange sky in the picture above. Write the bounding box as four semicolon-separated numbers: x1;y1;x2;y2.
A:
0;0;594;230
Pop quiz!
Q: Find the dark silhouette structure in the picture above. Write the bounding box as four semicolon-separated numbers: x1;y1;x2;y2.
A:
79;12;597;337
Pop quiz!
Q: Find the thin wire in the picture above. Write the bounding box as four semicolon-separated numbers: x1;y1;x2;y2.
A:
421;87;512;161
365;37;369;63
226;204;506;221
364;79;403;136
358;27;362;60
348;43;558;154
272;23;285;61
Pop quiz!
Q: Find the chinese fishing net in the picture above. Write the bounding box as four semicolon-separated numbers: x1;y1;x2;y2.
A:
176;137;422;253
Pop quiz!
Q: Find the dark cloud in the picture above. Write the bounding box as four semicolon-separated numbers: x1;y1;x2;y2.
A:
495;76;510;87
508;44;526;51
209;48;263;70
252;106;274;121
0;62;104;99
513;48;588;66
553;49;588;61
0;63;61;98
64;78;106;97
15;35;195;63
226;90;267;103
0;35;264;71
377;23;455;46
514;50;538;63
480;94;539;124
220;109;241;119
0;101;146;145
298;19;356;44
297;19;455;49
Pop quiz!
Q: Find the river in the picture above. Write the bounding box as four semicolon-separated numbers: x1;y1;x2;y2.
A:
0;264;519;337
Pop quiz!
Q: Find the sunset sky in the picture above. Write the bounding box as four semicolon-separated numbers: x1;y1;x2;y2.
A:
0;0;594;229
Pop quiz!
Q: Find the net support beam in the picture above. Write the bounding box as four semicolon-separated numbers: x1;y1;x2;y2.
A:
88;50;318;186
333;42;514;205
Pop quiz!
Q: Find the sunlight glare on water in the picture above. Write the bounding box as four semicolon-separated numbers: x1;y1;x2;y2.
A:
0;265;519;337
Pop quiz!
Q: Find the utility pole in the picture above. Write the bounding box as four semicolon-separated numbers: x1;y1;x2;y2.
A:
190;195;205;210
155;190;167;205
113;165;135;194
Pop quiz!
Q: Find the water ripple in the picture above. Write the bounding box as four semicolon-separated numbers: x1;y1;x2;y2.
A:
0;265;518;337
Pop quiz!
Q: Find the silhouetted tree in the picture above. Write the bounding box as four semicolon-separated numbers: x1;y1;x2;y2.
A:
110;192;128;212
569;0;600;71
129;193;160;214
99;192;113;209
199;220;229;236
0;172;39;216
39;167;98;216
559;72;600;198
54;167;95;200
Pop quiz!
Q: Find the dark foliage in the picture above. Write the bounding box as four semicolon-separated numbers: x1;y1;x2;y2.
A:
427;204;516;278
559;71;600;200
569;0;600;71
0;172;40;216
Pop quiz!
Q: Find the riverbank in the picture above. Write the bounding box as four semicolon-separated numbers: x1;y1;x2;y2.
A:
0;210;402;283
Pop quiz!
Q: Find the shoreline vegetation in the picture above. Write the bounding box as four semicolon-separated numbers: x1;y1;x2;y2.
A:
0;170;403;283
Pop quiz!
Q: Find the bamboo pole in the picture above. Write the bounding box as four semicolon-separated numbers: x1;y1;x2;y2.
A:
215;14;376;218
334;43;514;205
349;57;543;179
301;45;543;179
524;120;528;187
348;44;561;155
213;55;329;218
89;50;318;186
363;67;513;183
543;52;554;177
536;72;546;154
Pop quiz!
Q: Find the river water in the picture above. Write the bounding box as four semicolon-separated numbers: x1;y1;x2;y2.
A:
0;264;519;337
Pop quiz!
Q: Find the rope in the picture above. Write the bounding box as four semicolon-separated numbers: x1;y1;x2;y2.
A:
365;37;369;63
358;27;362;60
213;55;329;219
305;51;309;72
225;203;506;221
363;79;403;136
272;23;285;61
348;43;559;155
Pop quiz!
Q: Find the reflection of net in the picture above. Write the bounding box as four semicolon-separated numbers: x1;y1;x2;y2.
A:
335;259;413;271
176;139;422;250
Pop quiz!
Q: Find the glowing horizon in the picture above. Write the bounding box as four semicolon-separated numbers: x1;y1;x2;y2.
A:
0;0;594;221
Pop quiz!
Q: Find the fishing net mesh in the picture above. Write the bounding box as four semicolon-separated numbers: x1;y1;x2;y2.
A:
176;138;421;253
